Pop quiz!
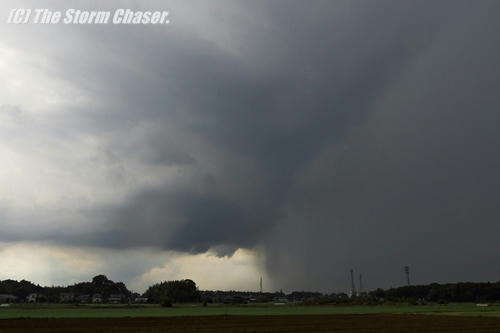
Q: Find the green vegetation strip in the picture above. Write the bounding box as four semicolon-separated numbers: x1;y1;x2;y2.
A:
0;303;499;319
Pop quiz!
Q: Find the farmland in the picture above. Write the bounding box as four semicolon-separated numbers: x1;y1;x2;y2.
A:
1;314;500;333
1;302;500;319
1;303;500;332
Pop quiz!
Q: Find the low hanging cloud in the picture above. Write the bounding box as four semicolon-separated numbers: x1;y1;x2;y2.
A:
0;0;499;291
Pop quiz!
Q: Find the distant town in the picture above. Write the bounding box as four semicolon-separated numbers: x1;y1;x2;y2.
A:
1;274;499;306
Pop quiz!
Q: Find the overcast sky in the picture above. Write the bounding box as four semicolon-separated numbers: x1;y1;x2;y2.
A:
0;0;499;293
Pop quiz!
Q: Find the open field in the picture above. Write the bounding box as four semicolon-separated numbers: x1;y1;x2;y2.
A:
1;304;500;332
1;314;500;333
1;303;500;319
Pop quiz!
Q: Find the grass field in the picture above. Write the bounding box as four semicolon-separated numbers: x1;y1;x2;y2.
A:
1;304;500;333
0;302;499;319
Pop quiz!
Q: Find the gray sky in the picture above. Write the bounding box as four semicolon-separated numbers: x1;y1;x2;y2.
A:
0;0;499;293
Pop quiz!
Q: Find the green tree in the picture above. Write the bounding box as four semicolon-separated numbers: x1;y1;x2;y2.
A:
143;279;200;303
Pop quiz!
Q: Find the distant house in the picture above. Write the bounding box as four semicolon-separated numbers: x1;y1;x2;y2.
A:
59;293;75;303
108;294;125;303
76;294;91;303
92;294;102;303
273;297;289;303
26;293;37;303
0;294;18;303
134;297;148;303
26;293;46;303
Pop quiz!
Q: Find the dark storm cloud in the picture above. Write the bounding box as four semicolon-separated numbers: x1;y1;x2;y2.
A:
262;1;500;291
76;186;277;254
63;1;454;253
2;0;500;291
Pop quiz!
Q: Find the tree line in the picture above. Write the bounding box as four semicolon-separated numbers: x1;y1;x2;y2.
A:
301;281;500;305
1;276;499;304
370;281;500;303
0;275;132;302
0;275;199;304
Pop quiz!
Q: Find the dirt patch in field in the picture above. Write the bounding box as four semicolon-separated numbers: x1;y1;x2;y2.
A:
0;314;500;333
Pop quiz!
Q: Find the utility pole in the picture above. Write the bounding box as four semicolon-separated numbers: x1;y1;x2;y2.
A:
404;266;410;286
260;276;263;293
350;269;356;297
